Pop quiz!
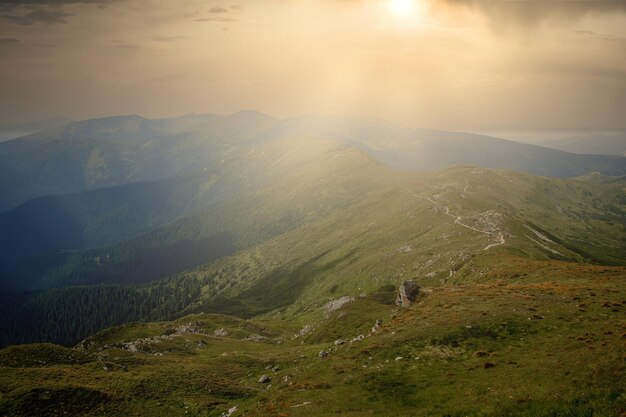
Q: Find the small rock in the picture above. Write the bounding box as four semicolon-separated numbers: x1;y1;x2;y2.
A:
371;319;383;333
214;328;229;337
221;405;238;417
334;339;344;346
395;356;404;361
396;280;420;307
350;334;365;343
319;350;329;358
258;375;272;383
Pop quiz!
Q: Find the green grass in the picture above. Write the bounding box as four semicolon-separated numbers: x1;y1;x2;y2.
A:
1;255;624;416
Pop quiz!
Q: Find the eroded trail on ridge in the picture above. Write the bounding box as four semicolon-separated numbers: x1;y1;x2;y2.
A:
411;190;506;251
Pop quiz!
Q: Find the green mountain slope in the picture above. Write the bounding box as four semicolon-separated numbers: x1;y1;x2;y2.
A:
1;163;623;347
1;257;623;416
0;144;624;415
0;136;392;290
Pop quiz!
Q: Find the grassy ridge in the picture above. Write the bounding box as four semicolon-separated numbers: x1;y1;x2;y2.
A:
0;256;623;416
1;164;623;348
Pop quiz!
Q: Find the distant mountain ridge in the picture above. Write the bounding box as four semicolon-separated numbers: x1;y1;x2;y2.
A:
0;112;625;212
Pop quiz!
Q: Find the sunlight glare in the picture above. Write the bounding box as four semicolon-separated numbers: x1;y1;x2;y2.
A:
388;0;415;18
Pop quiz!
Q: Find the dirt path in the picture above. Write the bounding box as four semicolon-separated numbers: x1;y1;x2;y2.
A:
415;193;506;251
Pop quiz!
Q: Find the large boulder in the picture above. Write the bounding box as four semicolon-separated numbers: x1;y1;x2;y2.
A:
395;280;419;307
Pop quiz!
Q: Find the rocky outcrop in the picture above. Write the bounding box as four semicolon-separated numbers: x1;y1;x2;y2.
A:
395;280;419;307
371;319;383;333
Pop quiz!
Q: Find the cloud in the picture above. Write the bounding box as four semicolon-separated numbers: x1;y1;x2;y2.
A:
110;40;141;50
0;37;20;45
153;35;191;42
0;0;115;5
2;8;72;25
435;0;626;27
575;29;626;44
209;7;229;14
0;0;117;25
196;17;239;23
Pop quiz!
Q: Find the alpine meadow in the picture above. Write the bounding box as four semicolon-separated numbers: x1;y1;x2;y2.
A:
0;1;624;416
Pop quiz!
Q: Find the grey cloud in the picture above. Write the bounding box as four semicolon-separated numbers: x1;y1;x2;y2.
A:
111;40;141;50
153;35;191;42
0;0;117;26
436;0;626;27
2;8;72;25
0;37;20;45
0;0;114;5
196;17;238;23
209;7;229;14
575;29;626;44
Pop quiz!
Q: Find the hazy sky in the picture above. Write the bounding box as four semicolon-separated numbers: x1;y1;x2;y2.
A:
0;0;625;130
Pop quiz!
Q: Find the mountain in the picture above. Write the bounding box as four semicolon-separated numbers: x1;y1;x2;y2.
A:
536;131;626;156
0;113;624;416
0;165;624;415
0;112;625;212
0;136;392;291
0;112;279;212
0;117;73;143
1;164;623;345
273;115;626;177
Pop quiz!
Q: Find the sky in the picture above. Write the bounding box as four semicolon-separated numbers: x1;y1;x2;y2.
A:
0;0;625;131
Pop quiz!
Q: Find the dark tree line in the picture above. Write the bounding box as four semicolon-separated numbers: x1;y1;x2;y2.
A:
0;276;203;347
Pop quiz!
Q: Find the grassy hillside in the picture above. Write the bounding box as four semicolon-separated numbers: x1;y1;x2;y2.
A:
0;136;393;290
0;256;623;416
1;165;623;347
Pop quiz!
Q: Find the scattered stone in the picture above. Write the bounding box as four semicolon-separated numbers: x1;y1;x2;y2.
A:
395;356;404;361
175;322;204;334
221;405;238;417
398;245;414;253
483;362;496;369
258;375;272;383
125;343;139;353
324;296;355;318
334;339;344;346
244;334;268;342
271;365;279;373
295;324;313;339
350;334;365;343
319;350;330;358
396;280;420;307
371;319;383;333
214;328;228;337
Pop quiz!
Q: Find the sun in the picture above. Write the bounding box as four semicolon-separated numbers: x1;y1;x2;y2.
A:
388;0;415;17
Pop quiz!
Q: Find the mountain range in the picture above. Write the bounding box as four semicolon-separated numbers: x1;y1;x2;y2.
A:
0;112;624;416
